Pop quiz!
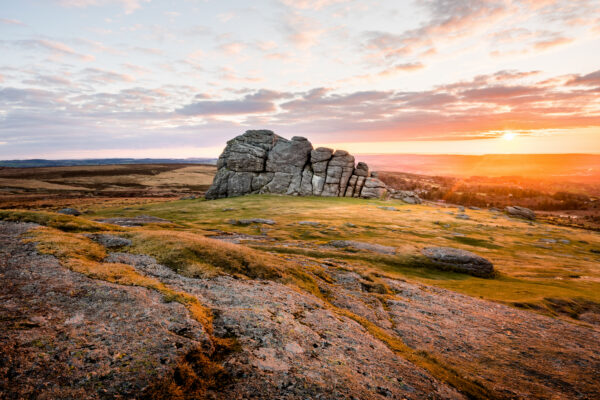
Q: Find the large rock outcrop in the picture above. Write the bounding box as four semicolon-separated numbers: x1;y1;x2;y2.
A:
206;130;390;200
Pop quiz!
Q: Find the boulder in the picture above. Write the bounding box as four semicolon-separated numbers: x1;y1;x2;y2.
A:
329;240;396;255
227;218;276;226
354;162;369;177
505;206;536;220
353;176;366;198
421;247;494;277
360;177;387;199
96;215;171;227
345;175;358;197
390;190;422;204
87;234;132;249
57;208;81;216
206;130;390;200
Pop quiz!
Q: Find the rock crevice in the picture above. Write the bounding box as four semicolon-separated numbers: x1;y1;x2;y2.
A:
206;130;389;200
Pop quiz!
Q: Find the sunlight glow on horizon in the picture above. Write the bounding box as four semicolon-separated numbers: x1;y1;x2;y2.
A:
502;132;517;141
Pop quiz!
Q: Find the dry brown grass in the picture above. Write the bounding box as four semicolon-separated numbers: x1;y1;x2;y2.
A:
0;210;113;232
128;230;285;280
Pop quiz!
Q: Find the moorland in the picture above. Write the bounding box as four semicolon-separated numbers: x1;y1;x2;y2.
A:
1;163;599;399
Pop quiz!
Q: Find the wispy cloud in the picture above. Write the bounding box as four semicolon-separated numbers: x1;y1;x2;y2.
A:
0;18;25;26
283;13;325;49
81;67;135;83
8;39;95;61
279;0;349;10
57;0;149;14
533;36;573;50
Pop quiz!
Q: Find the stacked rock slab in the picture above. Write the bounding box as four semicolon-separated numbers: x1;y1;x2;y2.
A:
206;130;389;200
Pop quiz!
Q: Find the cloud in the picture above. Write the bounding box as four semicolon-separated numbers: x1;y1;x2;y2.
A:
217;42;245;55
279;0;348;10
283;13;325;49
7;39;95;61
362;0;510;63
22;74;75;87
81;67;135;83
0;87;63;108
533;36;573;50
176;90;286;116
378;62;424;76
0;18;25;26
2;67;600;158
568;69;600;86
217;12;235;23
57;0;149;14
218;67;263;83
132;46;163;55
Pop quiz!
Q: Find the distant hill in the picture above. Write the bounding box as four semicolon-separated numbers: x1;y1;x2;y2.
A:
357;154;600;183
0;158;217;168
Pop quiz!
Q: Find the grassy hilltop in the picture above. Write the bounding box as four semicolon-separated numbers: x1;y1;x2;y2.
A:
71;194;600;318
2;177;600;399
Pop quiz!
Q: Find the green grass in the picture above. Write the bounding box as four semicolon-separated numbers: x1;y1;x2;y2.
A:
5;194;600;318
87;194;600;311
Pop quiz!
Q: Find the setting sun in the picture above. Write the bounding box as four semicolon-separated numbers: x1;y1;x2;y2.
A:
503;132;517;141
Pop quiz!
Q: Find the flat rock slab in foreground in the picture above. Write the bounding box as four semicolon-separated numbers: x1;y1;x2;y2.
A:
0;222;208;399
422;246;494;277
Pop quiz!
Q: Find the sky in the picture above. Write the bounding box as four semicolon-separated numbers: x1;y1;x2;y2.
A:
1;0;599;159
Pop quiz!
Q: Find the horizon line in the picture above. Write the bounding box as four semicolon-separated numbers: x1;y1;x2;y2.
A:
2;153;600;162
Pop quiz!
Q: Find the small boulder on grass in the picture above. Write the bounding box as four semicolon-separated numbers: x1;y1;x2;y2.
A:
227;218;276;226
87;234;132;249
505;206;536;220
421;246;494;278
329;240;396;255
58;208;81;216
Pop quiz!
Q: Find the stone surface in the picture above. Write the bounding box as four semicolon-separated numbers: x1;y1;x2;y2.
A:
421;246;494;277
87;234;132;248
505;206;536;220
227;218;276;225
95;215;171;227
206;131;394;200
390;190;422;204
360;177;388;199
57;208;81;216
329;240;396;255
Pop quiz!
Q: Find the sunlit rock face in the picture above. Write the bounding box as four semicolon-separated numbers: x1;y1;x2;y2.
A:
205;130;388;199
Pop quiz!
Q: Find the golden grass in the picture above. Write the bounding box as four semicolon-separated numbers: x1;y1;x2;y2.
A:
127;230;284;280
0;210;112;232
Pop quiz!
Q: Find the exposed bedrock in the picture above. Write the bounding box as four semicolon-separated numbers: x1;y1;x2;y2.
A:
206;130;399;200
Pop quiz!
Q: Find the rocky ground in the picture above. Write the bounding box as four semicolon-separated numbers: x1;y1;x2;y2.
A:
2;220;599;399
0;222;208;399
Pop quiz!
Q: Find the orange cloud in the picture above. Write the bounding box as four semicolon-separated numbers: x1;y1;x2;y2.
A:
534;36;573;50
